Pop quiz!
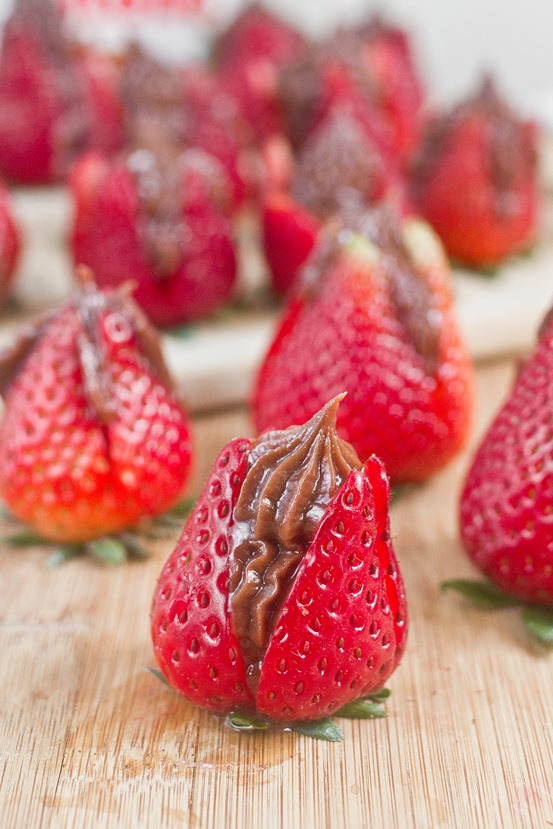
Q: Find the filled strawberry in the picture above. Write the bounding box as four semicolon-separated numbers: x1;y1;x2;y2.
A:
151;396;407;730
459;309;553;610
0;182;20;310
277;15;425;164
0;0;88;182
0;0;122;183
70;144;238;327
118;45;252;212
0;267;193;545
261;107;406;295
212;3;304;141
410;77;539;268
253;206;474;484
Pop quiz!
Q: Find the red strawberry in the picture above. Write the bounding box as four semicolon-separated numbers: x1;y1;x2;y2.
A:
355;15;426;165
261;107;407;296
0;268;193;543
261;192;319;296
212;3;304;140
0;0;92;183
459;310;553;607
0;182;20;310
252;207;474;484
118;46;252;212
70;145;238;327
78;47;125;157
151;397;407;724
410;77;539;268
181;65;256;211
277;17;425;164
290;105;405;220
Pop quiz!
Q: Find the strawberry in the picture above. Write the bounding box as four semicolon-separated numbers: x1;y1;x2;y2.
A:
70;145;238;327
0;0;92;183
0;267;193;543
410;77;539;268
277;16;425;164
261;107;407;296
355;15;426;165
0;182;20;310
290;105;405;220
459;309;553;608
252;206;474;484
151;396;407;728
78;47;125;157
180;65;256;211
212;3;304;140
261;192;319;296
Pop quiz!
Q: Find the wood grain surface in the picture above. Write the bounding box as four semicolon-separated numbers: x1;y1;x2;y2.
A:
1;358;553;829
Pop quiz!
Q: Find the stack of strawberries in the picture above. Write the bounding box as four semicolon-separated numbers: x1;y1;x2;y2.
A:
0;0;551;738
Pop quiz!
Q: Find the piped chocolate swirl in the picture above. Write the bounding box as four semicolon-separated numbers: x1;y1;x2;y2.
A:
228;396;361;692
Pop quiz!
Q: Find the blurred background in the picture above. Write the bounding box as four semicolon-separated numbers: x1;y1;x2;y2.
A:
0;0;552;122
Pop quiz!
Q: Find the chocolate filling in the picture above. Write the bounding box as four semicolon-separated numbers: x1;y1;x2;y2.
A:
119;44;188;147
353;207;443;373
292;109;384;220
228;396;361;692
125;145;227;278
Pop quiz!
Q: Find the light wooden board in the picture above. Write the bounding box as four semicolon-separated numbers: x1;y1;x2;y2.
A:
1;358;553;829
4;186;553;412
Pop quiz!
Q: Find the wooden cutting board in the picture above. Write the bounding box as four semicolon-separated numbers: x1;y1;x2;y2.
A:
4;186;553;412
1;358;552;828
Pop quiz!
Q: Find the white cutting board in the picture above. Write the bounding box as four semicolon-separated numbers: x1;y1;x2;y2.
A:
3;182;553;413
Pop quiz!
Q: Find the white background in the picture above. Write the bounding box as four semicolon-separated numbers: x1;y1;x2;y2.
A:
1;0;552;122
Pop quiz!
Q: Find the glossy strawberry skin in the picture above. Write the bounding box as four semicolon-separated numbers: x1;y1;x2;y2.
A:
262;193;319;296
257;458;407;721
151;439;256;713
253;220;474;484
70;150;238;327
0;297;193;542
0;183;20;308
411;82;539;267
460;320;553;607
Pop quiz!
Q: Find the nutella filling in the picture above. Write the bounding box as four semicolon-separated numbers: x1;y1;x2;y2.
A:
119;44;188;148
125;145;227;278
354;207;443;373
228;396;361;693
76;269;174;423
126;144;185;278
291;109;384;220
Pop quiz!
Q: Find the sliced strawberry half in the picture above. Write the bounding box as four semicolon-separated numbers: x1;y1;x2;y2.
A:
151;438;255;713
257;458;406;721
